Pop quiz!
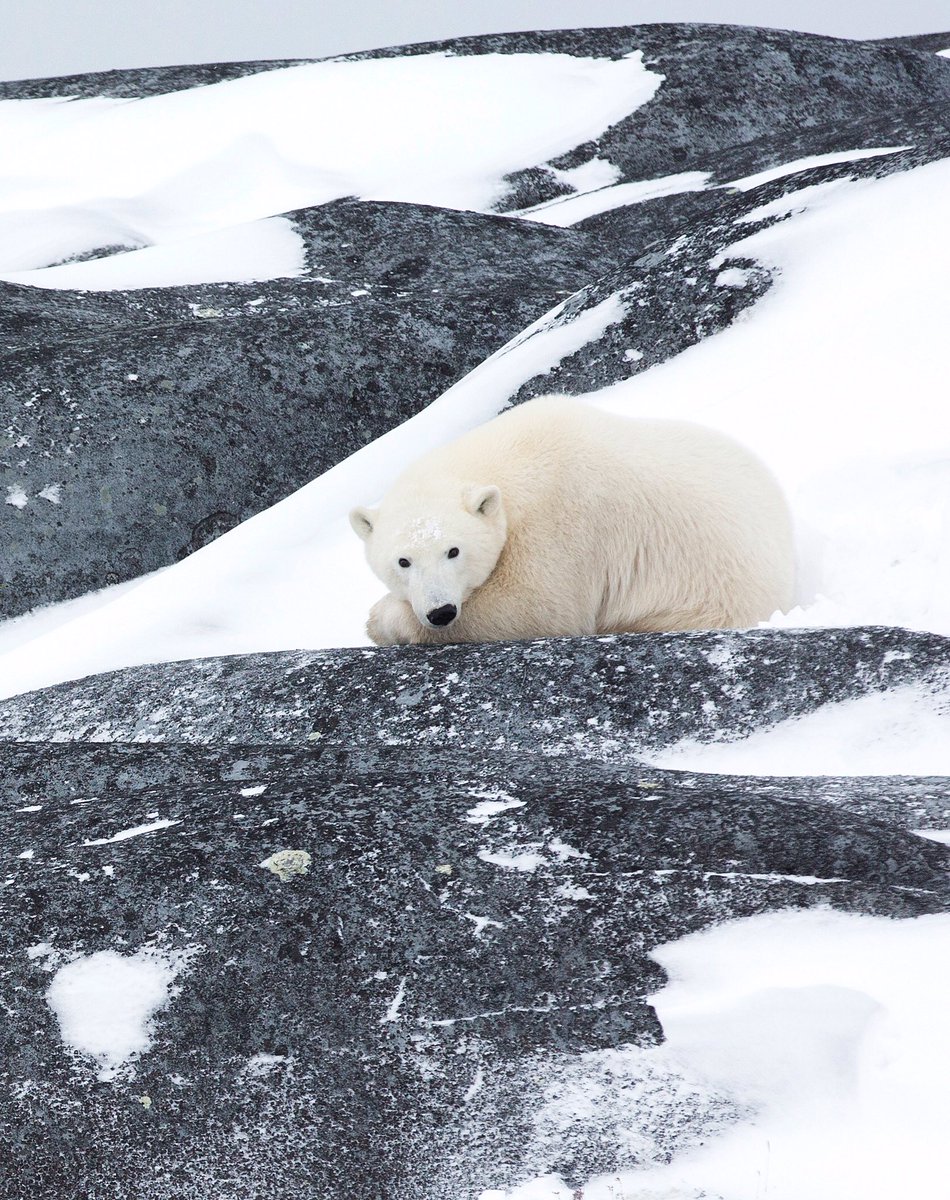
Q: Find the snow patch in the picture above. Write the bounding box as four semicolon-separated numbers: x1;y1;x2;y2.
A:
45;947;187;1081
550;156;622;193
914;829;950;845
82;817;181;846
465;797;526;824
0;217;304;291
715;266;752;288
381;975;408;1023
478;848;546;873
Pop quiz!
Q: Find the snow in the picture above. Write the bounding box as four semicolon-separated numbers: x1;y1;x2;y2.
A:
549;156;622;193
478;847;547;872
0;51;662;282
916;829;950;845
465;798;526;823
45;947;186;1081
0;217;305;290
714;265;752;288
724;145;911;191
381;976;408;1023
515;170;709;226
37;483;62;504
644;682;950;777
0;572;151;658
481;910;950;1200
82;817;182;846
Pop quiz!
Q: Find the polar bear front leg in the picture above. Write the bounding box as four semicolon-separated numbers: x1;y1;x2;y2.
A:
366;593;423;646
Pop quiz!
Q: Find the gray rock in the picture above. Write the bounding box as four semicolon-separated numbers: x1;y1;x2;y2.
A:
0;625;945;754
0;59;305;99
1;627;948;1198
874;31;950;53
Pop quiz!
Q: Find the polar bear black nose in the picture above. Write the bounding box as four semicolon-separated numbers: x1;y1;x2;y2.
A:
427;604;457;627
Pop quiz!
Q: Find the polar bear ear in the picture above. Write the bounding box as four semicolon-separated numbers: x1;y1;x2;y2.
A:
349;506;377;540
464;484;502;518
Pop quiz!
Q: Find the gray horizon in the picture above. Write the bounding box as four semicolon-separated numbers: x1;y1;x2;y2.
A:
1;0;948;84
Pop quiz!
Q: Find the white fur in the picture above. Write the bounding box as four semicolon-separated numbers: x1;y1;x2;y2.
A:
350;396;795;645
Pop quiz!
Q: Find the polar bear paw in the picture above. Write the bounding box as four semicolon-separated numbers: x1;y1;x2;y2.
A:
367;593;420;646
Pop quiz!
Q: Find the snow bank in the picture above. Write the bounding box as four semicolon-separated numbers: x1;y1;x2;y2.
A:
515;170;709;226
725;145;910;191
643;681;950;777
0;216;304;289
481;909;950;1200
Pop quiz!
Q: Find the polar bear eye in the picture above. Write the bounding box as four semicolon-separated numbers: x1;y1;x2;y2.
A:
398;557;411;568
447;547;459;559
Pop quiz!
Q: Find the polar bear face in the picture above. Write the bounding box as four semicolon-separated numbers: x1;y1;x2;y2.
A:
350;484;506;630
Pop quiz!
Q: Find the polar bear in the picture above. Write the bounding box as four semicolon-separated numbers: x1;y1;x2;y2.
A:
350;395;794;645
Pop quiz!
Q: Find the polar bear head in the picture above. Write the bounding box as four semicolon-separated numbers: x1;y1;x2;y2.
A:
350;484;507;630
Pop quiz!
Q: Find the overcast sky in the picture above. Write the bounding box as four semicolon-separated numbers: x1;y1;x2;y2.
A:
2;0;949;82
